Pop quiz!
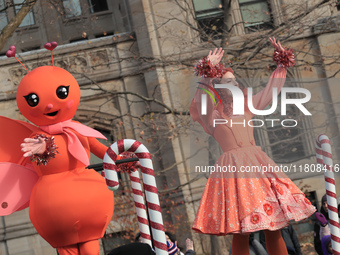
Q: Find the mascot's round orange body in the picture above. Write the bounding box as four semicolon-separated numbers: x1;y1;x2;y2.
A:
2;64;114;254
29;135;113;250
28;133;114;250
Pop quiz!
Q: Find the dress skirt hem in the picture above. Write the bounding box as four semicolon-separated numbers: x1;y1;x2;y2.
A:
192;146;316;235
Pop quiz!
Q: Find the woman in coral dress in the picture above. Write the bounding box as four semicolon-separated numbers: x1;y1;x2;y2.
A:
190;38;315;255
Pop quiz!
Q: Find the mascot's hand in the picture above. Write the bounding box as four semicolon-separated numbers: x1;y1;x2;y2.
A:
21;137;46;157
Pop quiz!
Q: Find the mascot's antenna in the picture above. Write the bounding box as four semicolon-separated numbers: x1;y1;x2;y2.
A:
6;41;58;70
6;46;29;72
44;42;57;66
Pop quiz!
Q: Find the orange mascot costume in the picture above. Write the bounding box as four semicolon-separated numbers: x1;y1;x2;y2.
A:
0;43;114;255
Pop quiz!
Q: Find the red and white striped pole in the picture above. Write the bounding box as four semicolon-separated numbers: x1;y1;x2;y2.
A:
316;134;340;255
103;139;168;255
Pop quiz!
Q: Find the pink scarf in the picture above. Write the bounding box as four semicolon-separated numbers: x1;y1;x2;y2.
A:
39;119;106;166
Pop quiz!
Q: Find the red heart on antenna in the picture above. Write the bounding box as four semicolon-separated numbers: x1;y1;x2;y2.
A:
6;46;16;58
44;41;57;51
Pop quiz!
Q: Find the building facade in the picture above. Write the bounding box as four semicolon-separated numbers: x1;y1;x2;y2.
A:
0;0;339;254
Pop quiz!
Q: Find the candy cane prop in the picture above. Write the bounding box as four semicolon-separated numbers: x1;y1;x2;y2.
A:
316;134;340;255
103;139;168;255
129;169;153;247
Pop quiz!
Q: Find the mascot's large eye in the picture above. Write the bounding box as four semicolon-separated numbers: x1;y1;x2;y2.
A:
24;93;39;107
56;86;69;99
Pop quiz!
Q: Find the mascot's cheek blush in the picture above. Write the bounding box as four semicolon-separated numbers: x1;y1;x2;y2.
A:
67;100;74;109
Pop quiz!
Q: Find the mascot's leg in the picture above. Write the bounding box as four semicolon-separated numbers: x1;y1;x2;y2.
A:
232;234;250;255
78;240;100;255
264;230;288;255
57;244;79;255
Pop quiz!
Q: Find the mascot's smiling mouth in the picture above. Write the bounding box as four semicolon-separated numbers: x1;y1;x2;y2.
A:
45;110;59;116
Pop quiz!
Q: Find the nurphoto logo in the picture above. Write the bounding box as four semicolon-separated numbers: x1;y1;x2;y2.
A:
200;82;311;128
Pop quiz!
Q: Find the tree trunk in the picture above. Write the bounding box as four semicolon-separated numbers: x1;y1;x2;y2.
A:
0;0;37;51
220;0;232;47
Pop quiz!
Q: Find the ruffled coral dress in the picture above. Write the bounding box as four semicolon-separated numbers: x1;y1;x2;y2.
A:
190;66;315;235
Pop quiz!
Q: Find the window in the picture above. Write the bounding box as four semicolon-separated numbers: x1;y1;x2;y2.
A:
193;0;224;41
337;0;340;11
193;0;223;18
14;0;35;27
63;0;82;18
239;0;272;32
88;0;108;13
0;0;7;31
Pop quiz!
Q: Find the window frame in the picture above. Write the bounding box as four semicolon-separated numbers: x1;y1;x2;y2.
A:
62;0;110;20
88;0;109;14
192;0;225;41
62;0;83;19
0;0;8;31
238;0;273;33
13;0;37;28
192;0;284;38
12;0;36;28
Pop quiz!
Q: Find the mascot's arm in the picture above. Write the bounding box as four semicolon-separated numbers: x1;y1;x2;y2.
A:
0;116;39;216
0;116;38;163
88;137;108;159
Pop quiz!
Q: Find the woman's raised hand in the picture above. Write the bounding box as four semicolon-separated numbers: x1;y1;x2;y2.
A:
207;48;224;65
269;37;284;52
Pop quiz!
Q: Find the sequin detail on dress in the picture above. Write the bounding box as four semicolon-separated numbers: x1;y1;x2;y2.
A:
241;179;315;233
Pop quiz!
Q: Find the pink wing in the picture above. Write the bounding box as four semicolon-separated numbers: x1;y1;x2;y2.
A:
0;163;38;215
0;116;39;215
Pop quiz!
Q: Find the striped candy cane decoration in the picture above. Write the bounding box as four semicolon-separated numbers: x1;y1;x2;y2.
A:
316;134;340;255
130;169;152;247
102;156;152;246
103;139;168;255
